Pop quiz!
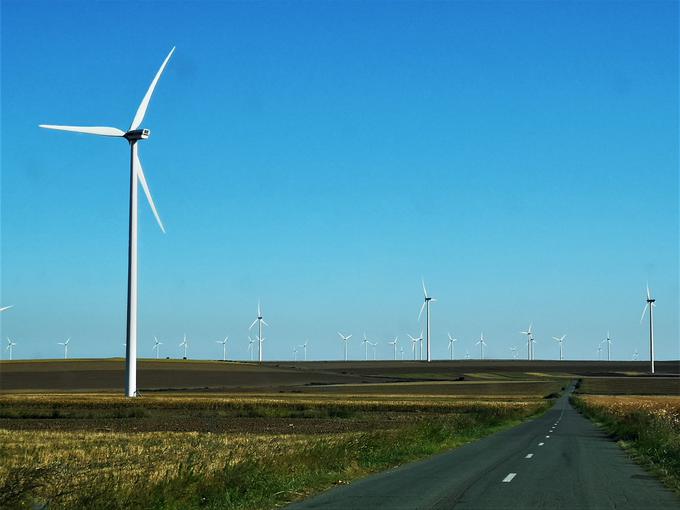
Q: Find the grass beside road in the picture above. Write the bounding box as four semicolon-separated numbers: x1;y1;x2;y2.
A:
572;395;680;493
0;395;550;510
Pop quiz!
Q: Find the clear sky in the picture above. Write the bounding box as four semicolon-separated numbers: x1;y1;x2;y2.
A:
1;0;677;362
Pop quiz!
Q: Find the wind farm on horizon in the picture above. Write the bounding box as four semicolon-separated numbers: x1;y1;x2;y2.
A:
0;46;671;394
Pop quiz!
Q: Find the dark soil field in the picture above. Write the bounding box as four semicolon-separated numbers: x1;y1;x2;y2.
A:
1;358;678;393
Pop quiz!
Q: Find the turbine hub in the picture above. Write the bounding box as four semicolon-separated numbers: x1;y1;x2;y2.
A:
124;128;150;141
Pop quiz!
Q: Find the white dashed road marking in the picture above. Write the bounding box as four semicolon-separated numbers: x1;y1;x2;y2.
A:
525;453;534;458
502;473;517;483
539;442;545;446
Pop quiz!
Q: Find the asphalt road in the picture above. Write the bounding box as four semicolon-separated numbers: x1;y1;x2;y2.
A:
287;388;680;509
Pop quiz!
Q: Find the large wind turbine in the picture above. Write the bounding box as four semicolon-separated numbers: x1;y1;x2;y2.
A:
520;323;533;360
553;335;566;361
338;332;352;361
153;337;162;359
58;338;71;359
640;284;656;374
388;337;398;360
179;334;188;359
418;280;436;362
6;338;16;360
217;337;229;361
476;333;487;360
249;301;269;362
40;48;175;397
447;333;457;360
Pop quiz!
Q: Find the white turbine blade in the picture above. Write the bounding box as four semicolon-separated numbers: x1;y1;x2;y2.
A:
346;334;352;340
257;300;262;317
0;305;14;312
422;278;428;297
249;319;258;330
262;320;269;327
129;47;176;131
418;301;426;321
134;150;165;233
337;332;344;339
646;283;651;300
39;124;125;137
639;302;649;323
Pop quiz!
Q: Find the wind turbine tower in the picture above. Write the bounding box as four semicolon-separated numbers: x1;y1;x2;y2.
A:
447;333;457;360
249;301;269;362
217;336;228;361
179;334;189;359
418;280;436;362
338;332;352;361
58;338;70;359
553;335;566;361
640;284;656;374
388;337;398;360
153;337;162;359
40;48;175;397
476;333;487;360
362;332;370;361
604;331;612;361
6;338;16;360
520;323;533;360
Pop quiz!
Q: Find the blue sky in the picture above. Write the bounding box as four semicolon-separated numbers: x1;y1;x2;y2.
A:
1;1;677;362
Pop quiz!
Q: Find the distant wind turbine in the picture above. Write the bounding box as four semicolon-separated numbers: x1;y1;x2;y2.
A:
465;350;471;360
217;336;228;361
632;349;639;361
40;48;175;398
370;341;378;360
338;332;352;361
293;345;298;361
249;301;269;362
6;338;16;360
510;346;518;359
476;333;487;360
362;332;370;361
640;284;656;374
179;334;189;359
520;323;533;360
300;341;308;361
400;346;405;360
410;335;419;360
447;333;457;360
553;335;566;361
597;342;603;361
247;337;256;361
388;337;399;360
58;338;71;359
153;337;162;359
604;331;612;362
408;332;423;361
418;279;436;362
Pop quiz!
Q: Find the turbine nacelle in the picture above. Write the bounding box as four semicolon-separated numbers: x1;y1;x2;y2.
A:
124;128;150;141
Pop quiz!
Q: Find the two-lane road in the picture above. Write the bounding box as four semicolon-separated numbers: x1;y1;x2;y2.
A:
287;389;679;509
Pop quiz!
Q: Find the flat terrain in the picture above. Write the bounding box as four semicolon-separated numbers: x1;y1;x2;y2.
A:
287;388;680;510
1;358;678;393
